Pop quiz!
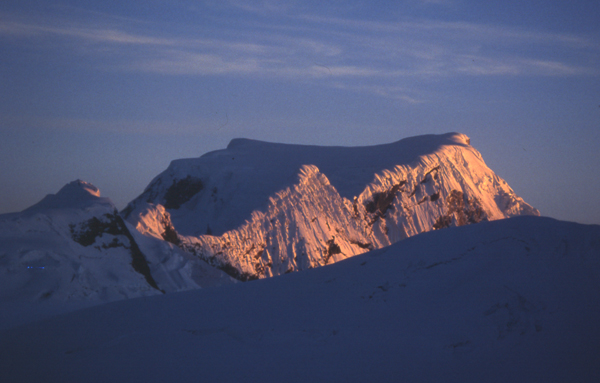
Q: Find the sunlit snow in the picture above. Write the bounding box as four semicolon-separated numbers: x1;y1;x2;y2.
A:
125;133;538;279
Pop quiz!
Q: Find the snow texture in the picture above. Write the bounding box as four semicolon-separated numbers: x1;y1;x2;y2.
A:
124;133;539;280
0;180;235;328
1;216;599;382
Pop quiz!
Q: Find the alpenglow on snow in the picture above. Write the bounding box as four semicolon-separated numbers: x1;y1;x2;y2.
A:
123;133;539;280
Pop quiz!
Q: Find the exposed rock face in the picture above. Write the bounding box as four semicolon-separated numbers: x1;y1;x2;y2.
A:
69;212;163;292
123;133;539;280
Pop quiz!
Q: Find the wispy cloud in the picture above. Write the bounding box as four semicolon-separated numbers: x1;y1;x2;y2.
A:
1;7;597;102
135;51;262;75
298;14;596;49
331;82;425;103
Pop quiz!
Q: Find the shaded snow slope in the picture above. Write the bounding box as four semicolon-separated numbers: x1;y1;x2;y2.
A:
0;181;235;328
124;133;539;280
2;216;599;382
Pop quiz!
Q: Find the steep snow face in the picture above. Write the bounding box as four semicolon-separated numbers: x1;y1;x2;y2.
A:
0;181;234;315
124;133;539;280
2;217;599;382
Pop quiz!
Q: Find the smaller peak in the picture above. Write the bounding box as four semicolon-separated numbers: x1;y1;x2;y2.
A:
23;180;113;214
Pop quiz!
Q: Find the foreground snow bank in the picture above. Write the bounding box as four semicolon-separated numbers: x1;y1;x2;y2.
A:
1;216;599;382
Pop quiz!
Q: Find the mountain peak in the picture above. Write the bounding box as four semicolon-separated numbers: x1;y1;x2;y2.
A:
22;180;113;213
125;132;537;280
59;180;101;198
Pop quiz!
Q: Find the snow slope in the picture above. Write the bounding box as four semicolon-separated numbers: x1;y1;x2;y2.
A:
0;180;234;328
124;133;539;280
1;216;599;382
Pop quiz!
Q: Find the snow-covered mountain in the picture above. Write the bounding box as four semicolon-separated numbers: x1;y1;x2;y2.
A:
0;180;234;318
123;133;539;280
2;216;599;382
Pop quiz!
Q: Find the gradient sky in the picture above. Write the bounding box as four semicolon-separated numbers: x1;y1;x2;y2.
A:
1;0;599;224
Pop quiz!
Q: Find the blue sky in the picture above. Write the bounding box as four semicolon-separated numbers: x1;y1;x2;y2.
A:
1;0;599;224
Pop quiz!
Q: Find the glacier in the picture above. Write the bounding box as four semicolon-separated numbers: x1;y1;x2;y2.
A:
0;133;540;323
124;133;539;280
2;216;599;382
